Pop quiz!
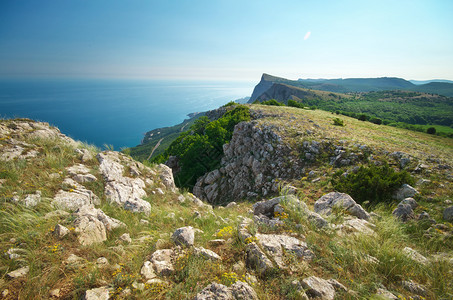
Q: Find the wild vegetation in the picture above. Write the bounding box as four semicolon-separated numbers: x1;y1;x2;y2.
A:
1;102;452;299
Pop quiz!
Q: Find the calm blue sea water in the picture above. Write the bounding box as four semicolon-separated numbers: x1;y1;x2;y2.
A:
0;79;254;149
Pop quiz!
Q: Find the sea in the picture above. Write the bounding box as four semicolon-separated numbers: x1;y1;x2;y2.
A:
0;79;254;149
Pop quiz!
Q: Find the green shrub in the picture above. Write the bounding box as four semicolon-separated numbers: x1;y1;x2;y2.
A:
261;99;285;106
332;118;344;126
287;99;304;108
427;127;436;134
369;117;382;125
358;114;368;121
331;163;414;205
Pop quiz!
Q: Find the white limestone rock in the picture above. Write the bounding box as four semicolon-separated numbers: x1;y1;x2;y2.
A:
172;226;195;247
314;192;370;220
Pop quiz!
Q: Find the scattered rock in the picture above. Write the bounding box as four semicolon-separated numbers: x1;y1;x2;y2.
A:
209;239;226;246
140;261;157;280
85;286;111;300
375;287;398;299
314;192;370;220
96;257;109;266
194;247;221;261
402;247;428;265
118;233;132;244
401;280;427;296
157;163;177;192
7;266;29;278
193;282;233;299
400;197;418;209
255;233;314;268
226;202;237;208
22;191;42;207
230;281;259;300
53;224;70;239
49;288;60;298
245;242;274;276
73;205;125;245
150;249;175;276
443;206;453;222
393;184;418;201
65;254;85;267
53;186;100;211
339;218;375;235
392;203;415;222
301;276;335;300
172;226;195;247
193;281;258;300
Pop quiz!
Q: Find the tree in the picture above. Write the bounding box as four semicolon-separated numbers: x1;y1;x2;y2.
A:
426;127;436;134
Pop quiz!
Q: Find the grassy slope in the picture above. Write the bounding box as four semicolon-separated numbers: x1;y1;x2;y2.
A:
1;114;452;299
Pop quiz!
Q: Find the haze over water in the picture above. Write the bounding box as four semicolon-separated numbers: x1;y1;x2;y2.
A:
0;79;253;149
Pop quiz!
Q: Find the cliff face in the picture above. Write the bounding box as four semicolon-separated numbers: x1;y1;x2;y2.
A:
193;120;302;204
193;109;370;204
248;73;284;103
255;83;312;104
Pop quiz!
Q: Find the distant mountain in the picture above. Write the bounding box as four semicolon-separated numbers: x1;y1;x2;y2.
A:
410;79;453;85
248;74;453;103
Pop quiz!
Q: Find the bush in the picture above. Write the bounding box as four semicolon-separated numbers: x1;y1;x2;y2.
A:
331;163;414;205
332;118;344;126
426;127;436;134
261;99;285;106
358;114;368;121
370;117;382;125
287;99;304;108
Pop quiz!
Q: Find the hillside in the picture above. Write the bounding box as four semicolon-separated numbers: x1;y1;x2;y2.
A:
254;85;453;128
1;111;453;299
248;73;453;101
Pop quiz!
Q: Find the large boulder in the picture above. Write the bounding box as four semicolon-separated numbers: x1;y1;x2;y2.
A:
230;281;259;300
314;192;370;220
150;249;175;276
157;164;177;192
392;203;415;222
393;184;418;201
172;226;195;247
255;233;314;267
73;205;125;245
301;276;336;300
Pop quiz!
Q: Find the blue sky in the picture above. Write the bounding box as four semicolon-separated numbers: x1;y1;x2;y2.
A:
1;0;452;81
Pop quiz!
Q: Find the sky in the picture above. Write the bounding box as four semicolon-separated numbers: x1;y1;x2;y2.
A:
1;0;452;81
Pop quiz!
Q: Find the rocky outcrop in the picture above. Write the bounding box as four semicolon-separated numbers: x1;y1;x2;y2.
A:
53;178;100;211
194;121;303;204
97;151;152;214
